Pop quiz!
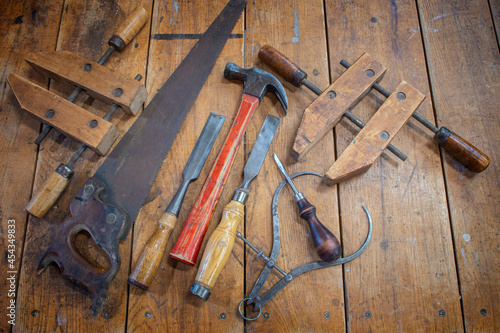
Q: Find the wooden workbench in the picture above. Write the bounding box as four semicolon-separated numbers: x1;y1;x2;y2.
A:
1;0;498;332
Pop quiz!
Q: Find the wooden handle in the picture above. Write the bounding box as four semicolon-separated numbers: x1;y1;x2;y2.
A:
108;7;148;51
296;197;341;262
128;212;177;289
434;127;490;173
258;45;307;87
26;166;72;218
193;200;244;298
170;94;260;265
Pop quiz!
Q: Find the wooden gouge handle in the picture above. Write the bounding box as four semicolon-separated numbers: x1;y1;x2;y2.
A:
434;127;490;172
108;7;148;51
128;212;177;289
26;164;73;218
191;200;244;301
296;196;341;262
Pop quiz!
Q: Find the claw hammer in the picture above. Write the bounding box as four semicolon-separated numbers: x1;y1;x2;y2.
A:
170;63;287;265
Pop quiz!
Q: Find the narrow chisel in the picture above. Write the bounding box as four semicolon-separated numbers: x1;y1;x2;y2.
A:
190;114;280;301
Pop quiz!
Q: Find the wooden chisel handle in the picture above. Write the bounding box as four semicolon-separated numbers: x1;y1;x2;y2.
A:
128;212;177;289
170;94;260;265
191;200;244;300
434;127;490;172
258;45;307;87
108;6;149;51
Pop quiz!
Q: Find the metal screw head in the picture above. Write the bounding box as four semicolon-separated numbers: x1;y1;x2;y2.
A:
82;63;92;72
145;311;152;319
439;310;445;317
84;184;94;196
327;90;337;99
263;312;270;319
396;92;406;101
365;69;375;78
88;119;98;128
113;88;123;97
31;310;39;317
219;313;226;320
106;213;117;224
102;311;109;319
45;109;55;118
285;275;293;282
480;309;487;316
379;131;390;140
324;312;330;319
365;311;372;318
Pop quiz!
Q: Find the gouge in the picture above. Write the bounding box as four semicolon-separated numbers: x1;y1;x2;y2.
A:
190;114;280;301
128;113;225;290
273;154;341;261
170;64;287;266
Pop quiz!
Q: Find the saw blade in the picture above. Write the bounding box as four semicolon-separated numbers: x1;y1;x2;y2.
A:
92;0;247;224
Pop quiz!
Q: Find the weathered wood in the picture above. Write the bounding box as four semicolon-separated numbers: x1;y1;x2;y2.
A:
15;1;152;331
418;0;500;330
324;81;425;184
325;0;463;331
26;51;147;115
245;0;344;331
292;53;387;161
8;73;120;155
0;1;63;332
126;1;245;332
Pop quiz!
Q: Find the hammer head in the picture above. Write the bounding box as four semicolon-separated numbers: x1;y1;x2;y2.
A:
224;62;287;114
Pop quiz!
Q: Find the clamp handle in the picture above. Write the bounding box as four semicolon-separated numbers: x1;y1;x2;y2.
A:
108;7;149;51
258;45;307;87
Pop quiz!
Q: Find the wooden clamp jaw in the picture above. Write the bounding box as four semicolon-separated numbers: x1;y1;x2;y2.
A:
324;81;426;184
292;53;387;161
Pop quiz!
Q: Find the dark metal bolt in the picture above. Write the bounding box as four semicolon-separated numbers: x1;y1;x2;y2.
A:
379;131;390;140
397;92;406;101
263;312;269;319
102;311;109;319
324;312;330;319
365;311;372;318
439;310;445;317
82;63;92;72
365;69;375;78
285;275;293;282
219;313;226;320
88;119;98;128
31;310;39;317
327;90;337;99
45;109;55;118
145;311;152;319
113;88;123;97
480;309;487;316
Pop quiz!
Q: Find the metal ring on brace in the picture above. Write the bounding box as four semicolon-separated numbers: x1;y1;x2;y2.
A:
238;298;262;321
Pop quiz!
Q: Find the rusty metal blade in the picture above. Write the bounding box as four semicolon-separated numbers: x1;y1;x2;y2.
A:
93;0;246;224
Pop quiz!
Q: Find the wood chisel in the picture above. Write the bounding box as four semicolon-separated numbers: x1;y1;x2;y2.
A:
190;114;280;301
128;113;225;290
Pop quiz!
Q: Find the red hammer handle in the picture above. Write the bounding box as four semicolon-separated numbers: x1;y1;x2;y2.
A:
170;94;260;265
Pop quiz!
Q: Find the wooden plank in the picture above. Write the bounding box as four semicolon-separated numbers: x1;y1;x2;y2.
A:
26;51;147;115
126;1;245;332
418;0;500;330
325;0;464;331
15;1;152;331
245;1;344;331
325;81;425;184
0;1;63;332
7;73;119;155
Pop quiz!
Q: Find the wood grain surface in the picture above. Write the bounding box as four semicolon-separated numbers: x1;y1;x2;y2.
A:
0;0;498;332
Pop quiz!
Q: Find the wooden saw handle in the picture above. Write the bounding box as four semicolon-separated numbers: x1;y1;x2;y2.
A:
26;164;72;218
128;212;177;289
258;45;307;87
170;94;260;266
434;127;490;173
193;200;244;299
108;6;148;51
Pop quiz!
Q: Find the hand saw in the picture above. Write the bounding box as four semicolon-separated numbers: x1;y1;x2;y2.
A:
37;0;247;315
